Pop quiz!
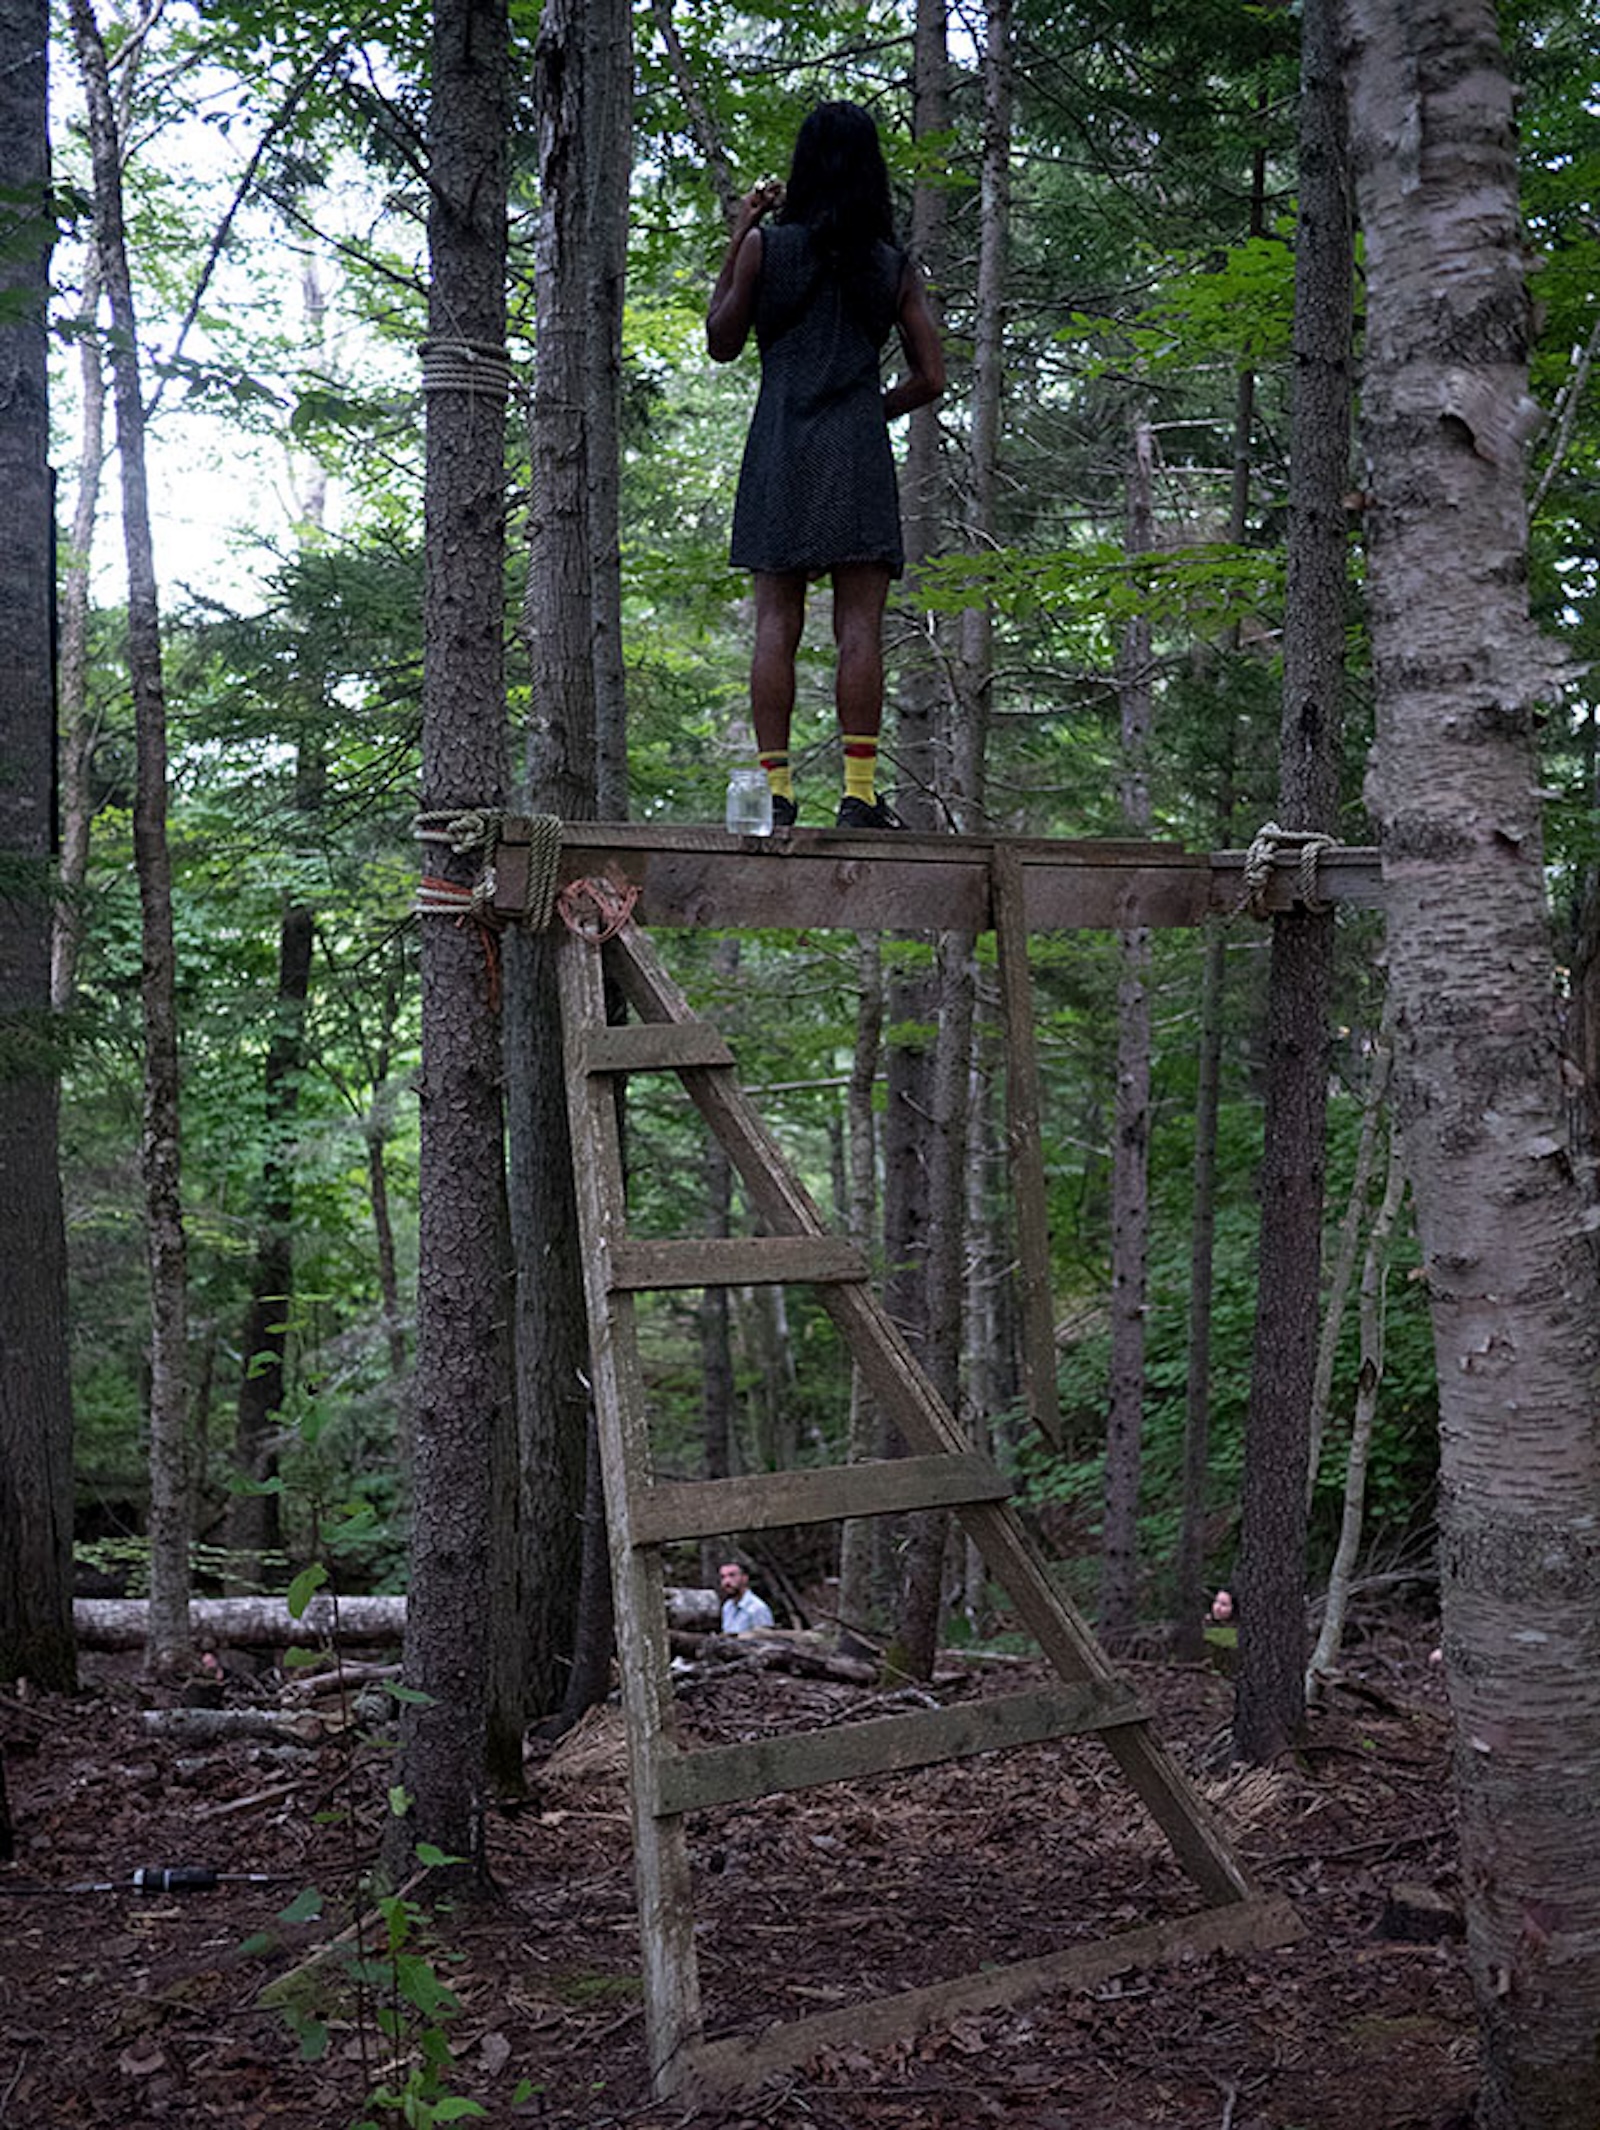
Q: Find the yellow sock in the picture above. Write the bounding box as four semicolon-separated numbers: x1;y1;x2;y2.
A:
759;751;793;802
842;734;878;804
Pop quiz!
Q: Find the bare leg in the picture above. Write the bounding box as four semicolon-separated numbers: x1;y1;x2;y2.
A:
750;571;807;754
831;563;892;736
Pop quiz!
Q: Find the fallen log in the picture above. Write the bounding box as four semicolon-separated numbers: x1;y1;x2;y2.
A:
76;1585;721;1651
76;1595;406;1651
141;1707;324;1745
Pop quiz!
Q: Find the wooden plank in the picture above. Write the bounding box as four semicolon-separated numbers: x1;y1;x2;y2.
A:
610;1235;867;1292
685;1894;1306;2096
991;846;1063;1449
628;1451;1010;1545
1209;845;1384;914
654;1683;1146;1815
581;1022;734;1074
555;931;704;2087
488;821;1383;933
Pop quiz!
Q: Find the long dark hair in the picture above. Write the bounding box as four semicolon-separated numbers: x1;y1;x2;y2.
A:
779;101;896;281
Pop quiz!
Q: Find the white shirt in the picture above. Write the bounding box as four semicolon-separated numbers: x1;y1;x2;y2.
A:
721;1588;775;1634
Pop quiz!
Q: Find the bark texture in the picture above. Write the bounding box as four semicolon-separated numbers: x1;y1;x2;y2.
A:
1100;422;1154;1645
1342;3;1600;2121
397;0;512;1877
0;0;76;1690
70;0;192;1669
1234;0;1351;1761
503;0;623;1732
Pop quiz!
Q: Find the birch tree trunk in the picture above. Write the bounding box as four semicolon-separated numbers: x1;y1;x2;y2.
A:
69;0;192;1671
1233;0;1351;1760
1342;3;1600;2117
1099;420;1155;1645
393;0;511;1880
1306;1129;1405;1694
0;0;76;1691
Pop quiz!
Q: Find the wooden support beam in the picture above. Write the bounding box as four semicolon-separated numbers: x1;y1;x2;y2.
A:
992;845;1064;1448
628;1451;1010;1544
494;820;1382;934
684;1894;1306;2097
654;1683;1146;1815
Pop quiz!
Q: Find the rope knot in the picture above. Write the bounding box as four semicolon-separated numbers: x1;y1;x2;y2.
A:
412;807;503;856
1238;821;1339;918
559;875;640;945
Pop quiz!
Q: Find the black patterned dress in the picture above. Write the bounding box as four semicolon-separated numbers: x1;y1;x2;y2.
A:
729;223;906;578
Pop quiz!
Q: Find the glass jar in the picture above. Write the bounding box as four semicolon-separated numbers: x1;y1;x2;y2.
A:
725;768;773;837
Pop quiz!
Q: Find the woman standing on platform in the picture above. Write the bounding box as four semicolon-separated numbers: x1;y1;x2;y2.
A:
707;100;945;830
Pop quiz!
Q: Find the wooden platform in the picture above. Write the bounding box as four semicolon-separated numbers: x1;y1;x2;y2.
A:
493;820;1382;933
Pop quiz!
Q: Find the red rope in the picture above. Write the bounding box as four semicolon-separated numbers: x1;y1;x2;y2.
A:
558;875;640;945
417;874;503;1010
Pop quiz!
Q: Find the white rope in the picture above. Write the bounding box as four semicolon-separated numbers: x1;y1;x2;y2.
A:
1239;821;1340;918
412;807;503;855
418;339;517;400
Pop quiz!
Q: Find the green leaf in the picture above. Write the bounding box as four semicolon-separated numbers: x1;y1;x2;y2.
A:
278;1886;324;1923
432;2102;487;2122
387;1684;435;1706
413;1842;463;1868
281;1645;325;1669
388;1784;412;1818
286;1562;328;1618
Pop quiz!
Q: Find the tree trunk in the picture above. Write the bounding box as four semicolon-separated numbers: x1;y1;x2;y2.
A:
1342;4;1600;2118
51;253;106;1016
1100;421;1155;1645
228;888;314;1578
1306;1015;1393;1506
69;0;192;1671
585;0;631;821
393;0;511;1883
1173;153;1260;1656
502;0;621;1740
882;0;951;1678
1306;1129;1404;1694
1233;0;1351;1762
0;0;76;1692
838;934;883;1636
1172;911;1227;1664
698;947;737;1585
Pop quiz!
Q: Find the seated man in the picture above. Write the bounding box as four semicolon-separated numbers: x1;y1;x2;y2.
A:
718;1559;775;1635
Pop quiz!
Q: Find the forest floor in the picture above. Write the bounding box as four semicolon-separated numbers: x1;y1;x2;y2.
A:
1;1604;1475;2130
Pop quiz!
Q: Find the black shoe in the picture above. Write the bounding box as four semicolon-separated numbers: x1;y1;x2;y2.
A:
835;794;905;831
771;793;798;830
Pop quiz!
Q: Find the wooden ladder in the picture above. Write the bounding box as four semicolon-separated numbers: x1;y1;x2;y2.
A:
555;896;1299;2099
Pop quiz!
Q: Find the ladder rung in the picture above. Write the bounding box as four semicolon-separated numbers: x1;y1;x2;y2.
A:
652;1683;1146;1815
580;1022;734;1074
629;1452;1010;1544
609;1235;867;1291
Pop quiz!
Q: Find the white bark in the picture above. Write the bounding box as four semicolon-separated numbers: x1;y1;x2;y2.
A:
1343;2;1600;2120
1306;1131;1406;1694
76;1587;718;1651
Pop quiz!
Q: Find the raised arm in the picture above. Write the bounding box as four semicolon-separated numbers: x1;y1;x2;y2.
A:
706;182;784;362
883;256;946;421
